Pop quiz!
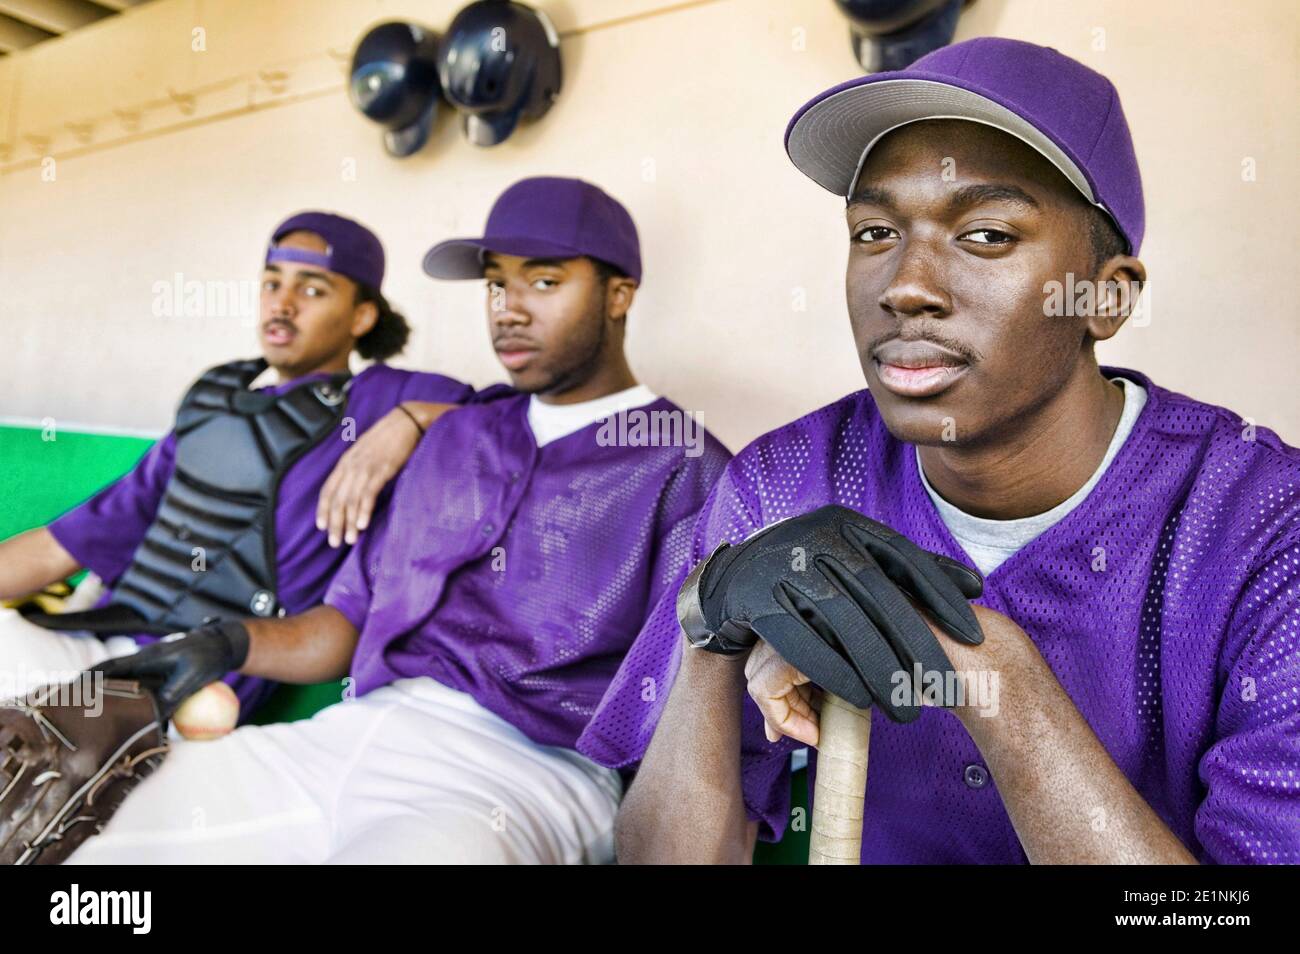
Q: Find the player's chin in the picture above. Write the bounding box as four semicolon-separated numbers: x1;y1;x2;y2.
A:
261;344;302;372
865;364;980;444
507;366;555;395
872;394;977;447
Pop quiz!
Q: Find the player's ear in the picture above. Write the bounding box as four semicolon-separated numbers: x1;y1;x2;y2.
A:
1085;255;1145;343
351;297;379;339
606;276;637;322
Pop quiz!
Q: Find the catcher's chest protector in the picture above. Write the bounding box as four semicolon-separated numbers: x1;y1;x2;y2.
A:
0;679;168;865
45;359;350;634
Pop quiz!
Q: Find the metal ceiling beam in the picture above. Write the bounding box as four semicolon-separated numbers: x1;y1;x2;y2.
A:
0;0;111;35
0;12;54;52
82;0;145;11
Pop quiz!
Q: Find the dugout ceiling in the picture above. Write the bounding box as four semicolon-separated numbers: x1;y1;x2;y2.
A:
0;0;152;55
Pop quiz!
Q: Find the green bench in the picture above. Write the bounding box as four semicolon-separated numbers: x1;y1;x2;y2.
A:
0;422;809;863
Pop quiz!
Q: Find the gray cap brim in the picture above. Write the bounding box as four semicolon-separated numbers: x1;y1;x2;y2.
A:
786;78;1096;204
422;235;587;279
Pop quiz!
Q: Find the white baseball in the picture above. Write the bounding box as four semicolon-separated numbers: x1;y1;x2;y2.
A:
172;681;240;741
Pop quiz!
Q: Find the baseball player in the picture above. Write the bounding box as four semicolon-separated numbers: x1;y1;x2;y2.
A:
578;37;1300;864
62;177;731;864
0;212;472;718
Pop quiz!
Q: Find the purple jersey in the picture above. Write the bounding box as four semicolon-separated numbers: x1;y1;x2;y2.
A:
48;364;474;716
578;367;1300;864
325;392;731;749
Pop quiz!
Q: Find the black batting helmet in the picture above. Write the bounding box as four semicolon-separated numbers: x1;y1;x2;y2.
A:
437;1;563;147
349;21;443;157
834;0;966;73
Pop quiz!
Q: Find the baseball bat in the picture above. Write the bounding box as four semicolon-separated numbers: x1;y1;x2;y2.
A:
807;692;871;865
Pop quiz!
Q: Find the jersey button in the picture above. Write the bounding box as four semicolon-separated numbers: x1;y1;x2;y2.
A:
963;764;989;789
482;523;495;535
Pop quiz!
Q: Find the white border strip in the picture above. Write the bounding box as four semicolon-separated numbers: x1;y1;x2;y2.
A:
0;416;165;440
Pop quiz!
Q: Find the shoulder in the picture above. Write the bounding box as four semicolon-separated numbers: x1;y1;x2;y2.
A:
689;390;889;540
1136;370;1300;514
348;363;409;393
350;363;473;405
1127;368;1298;462
736;389;879;459
465;382;521;405
432;388;529;432
725;389;887;490
1124;369;1300;585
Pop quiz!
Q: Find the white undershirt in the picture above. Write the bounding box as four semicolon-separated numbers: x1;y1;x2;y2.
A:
526;384;659;447
917;376;1149;577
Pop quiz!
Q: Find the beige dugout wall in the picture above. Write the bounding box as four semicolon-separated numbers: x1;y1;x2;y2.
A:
1;0;1297;448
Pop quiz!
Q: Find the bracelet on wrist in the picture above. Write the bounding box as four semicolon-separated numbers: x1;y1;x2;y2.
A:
397;403;426;436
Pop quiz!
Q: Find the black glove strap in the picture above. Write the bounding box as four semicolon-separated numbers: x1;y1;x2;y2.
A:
212;619;251;670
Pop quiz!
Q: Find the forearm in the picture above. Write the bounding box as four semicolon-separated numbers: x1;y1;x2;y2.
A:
399;401;457;431
616;638;755;864
241;605;359;684
955;627;1195;864
0;528;81;601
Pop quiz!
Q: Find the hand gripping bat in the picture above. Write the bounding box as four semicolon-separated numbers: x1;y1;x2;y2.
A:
677;505;983;864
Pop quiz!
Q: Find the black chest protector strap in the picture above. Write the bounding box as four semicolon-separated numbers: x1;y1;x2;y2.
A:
28;359;351;635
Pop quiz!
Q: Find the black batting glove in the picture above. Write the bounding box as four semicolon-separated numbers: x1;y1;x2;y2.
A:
677;504;984;723
95;620;250;720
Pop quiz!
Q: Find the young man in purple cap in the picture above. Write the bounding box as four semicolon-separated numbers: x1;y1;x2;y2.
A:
60;177;731;864
580;37;1300;864
0;212;472;719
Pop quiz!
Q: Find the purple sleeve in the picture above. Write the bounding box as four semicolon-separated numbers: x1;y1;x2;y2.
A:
1195;530;1300;864
396;370;474;405
47;432;177;584
322;504;392;631
577;460;799;842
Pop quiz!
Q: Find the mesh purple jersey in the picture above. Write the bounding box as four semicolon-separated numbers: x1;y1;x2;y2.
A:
325;392;732;749
578;367;1300;864
49;364;474;716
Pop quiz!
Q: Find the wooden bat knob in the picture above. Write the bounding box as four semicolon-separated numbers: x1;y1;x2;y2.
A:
808;692;872;865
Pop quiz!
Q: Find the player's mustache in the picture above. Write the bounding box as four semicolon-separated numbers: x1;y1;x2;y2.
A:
868;330;979;363
493;335;541;350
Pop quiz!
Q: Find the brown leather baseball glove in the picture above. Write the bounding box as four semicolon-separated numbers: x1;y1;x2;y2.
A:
0;678;169;864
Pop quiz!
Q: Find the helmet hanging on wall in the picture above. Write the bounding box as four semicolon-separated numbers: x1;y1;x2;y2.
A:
834;0;967;73
349;21;443;157
437;1;563;147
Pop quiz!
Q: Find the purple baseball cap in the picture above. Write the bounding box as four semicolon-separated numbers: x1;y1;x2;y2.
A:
267;211;386;289
785;36;1145;253
422;176;642;282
